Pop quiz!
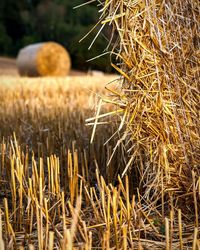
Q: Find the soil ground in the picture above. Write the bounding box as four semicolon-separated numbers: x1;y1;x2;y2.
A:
0;57;18;76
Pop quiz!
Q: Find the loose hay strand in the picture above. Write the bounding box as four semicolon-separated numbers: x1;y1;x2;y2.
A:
88;0;200;247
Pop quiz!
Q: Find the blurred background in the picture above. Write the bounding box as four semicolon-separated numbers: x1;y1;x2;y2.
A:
0;0;112;73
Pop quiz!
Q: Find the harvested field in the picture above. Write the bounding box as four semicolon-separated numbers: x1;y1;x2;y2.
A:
0;75;125;249
0;75;199;249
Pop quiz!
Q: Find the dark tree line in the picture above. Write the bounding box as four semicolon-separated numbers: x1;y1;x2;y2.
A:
0;0;112;72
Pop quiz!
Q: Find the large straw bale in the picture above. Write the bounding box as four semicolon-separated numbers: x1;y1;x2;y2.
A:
90;0;200;210
17;42;71;76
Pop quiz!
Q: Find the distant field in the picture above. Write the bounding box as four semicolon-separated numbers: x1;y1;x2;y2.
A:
0;57;98;76
0;74;118;174
0;57;18;76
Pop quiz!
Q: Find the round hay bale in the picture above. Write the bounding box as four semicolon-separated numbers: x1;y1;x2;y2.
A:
16;42;71;77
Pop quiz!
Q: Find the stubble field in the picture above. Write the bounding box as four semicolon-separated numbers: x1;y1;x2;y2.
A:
0;61;199;249
0;74;131;249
